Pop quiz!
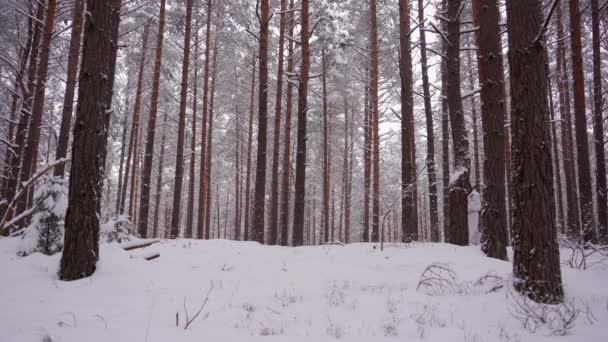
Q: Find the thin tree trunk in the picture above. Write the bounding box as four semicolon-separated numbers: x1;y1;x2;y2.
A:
467;52;481;190
472;0;508;260
197;0;213;239
137;0;166;238
1;0;45;223
417;0;439;243
18;0;58;217
363;68;371;242
204;41;218;241
279;0;295;246
399;0;417;242
234;69;242;241
169;0;194;238
322;48;330;244
243;48;256;242
54;0;85;178
591;0;606;243
370;0;380;243
548;76;566;234
441;3;450;241
556;0;580;237
152;111;169;239
568;0;595;242
252;0;271;244
292;0;310;247
268;0;287;245
505;0;563;303
185;28;199;239
59;0;122;281
115;65;132;214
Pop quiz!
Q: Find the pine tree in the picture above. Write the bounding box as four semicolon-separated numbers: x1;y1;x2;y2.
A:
59;0;122;281
169;0;194;239
505;0;563;303
138;0;166;239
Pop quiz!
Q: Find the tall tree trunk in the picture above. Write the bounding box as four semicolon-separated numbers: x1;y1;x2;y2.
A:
1;0;45;223
18;0;58;217
119;22;150;215
591;0;607;243
1;4;34;195
322;49;330;244
548;76;566;234
472;0;508;260
252;0;271;244
279;0;295;246
505;0;563;304
556;0;580;237
370;0;380;243
345;103;355;244
268;0;287;245
204;41;218;241
467;52;481;190
292;0;310;247
244;48;256;241
441;20;450;242
115;64;132;214
234;69;242;240
197;0;213;239
446;0;470;246
417;0;439;243
185;28;199;239
54;0;85;178
137;0;166;238
59;0;122;281
363;69;371;242
152;111;169;239
399;0;417;242
568;0;595;242
169;0;193;238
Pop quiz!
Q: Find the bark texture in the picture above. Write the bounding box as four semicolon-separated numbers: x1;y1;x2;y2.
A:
505;0;564;303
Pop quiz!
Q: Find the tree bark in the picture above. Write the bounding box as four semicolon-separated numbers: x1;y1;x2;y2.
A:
370;0;380;243
292;0;310;247
204;41;218;241
54;0;85;178
185;26;199;239
268;0;287;245
252;0;271;244
197;0;213;239
417;0;439;243
505;0;563;304
1;0;45;223
472;0;508;260
279;0;295;246
152;111;169;239
591;0;606;243
568;0;595;242
59;0;122;281
169;0;194;238
243;48;256;242
18;0;58;217
363;68;371;242
399;0;417;242
446;0;470;246
322;48;330;244
555;0;579;237
138;0;166;239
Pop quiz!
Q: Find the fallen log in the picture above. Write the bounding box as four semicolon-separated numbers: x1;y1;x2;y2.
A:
122;239;160;251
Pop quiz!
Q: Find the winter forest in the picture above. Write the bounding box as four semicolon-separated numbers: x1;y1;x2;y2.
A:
1;0;608;340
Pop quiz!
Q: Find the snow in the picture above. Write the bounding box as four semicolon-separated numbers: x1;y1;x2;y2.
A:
1;238;607;341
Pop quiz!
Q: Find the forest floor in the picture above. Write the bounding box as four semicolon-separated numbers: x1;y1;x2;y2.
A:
1;237;607;342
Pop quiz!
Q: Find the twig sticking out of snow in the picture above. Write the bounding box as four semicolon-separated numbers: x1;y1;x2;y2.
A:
179;281;215;330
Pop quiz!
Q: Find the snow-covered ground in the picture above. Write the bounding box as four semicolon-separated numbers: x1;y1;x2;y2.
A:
1;238;607;342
